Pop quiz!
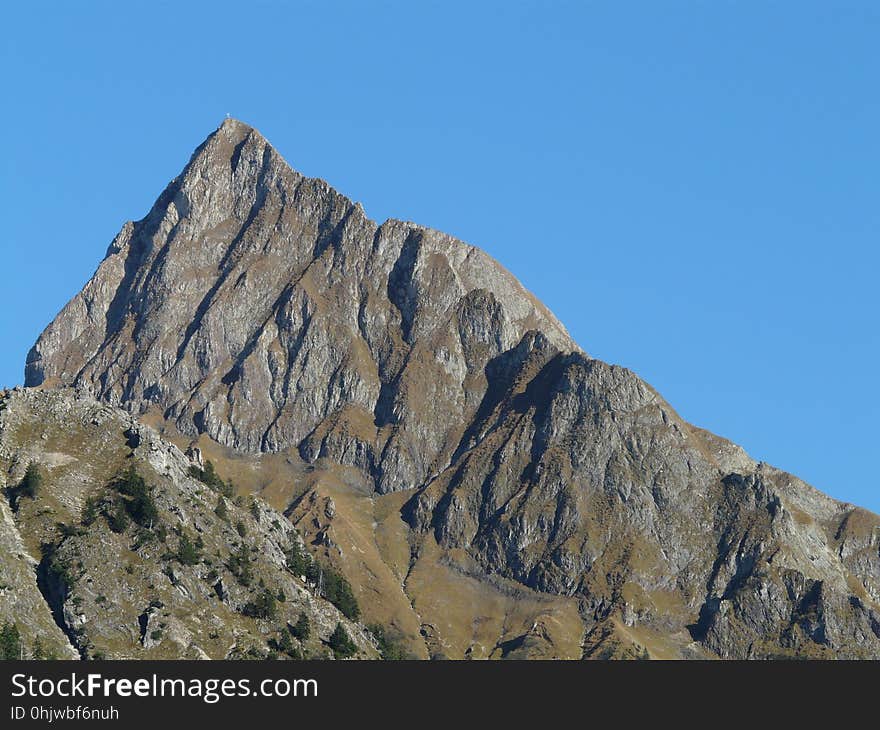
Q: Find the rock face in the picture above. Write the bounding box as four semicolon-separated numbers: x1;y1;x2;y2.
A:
26;118;573;496
22;119;880;658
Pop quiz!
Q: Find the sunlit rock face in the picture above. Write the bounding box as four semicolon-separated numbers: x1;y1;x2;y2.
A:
26;118;574;495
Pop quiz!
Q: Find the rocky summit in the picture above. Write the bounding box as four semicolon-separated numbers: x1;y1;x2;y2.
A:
7;119;880;659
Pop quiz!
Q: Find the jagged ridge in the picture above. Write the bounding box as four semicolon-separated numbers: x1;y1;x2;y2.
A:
26;118;574;495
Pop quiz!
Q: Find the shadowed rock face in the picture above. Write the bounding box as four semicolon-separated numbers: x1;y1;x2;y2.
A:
24;120;880;658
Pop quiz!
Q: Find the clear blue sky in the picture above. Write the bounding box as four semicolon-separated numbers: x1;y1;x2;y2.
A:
1;2;877;510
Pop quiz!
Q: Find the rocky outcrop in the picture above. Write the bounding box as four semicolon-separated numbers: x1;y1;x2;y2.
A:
0;388;376;659
21;120;880;658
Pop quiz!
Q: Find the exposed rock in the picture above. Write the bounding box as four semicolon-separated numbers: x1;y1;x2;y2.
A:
0;388;376;659
26;119;573;498
18;119;880;659
185;445;204;469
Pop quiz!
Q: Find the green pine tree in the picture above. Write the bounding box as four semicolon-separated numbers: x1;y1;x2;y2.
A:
286;541;312;577
291;612;311;641
20;463;43;499
227;545;253;587
329;623;356;659
176;533;202;565
0;622;22;660
214;495;229;522
8;462;43;510
243;589;277;620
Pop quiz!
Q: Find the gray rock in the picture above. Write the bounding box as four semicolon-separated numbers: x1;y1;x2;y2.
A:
26;119;573;498
22;120;880;659
0;388;377;659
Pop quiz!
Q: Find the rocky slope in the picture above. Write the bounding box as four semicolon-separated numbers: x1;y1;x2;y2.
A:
0;387;377;659
19;119;880;659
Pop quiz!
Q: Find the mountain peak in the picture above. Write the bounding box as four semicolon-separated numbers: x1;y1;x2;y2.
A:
218;115;251;132
190;116;276;175
209;117;267;152
19;120;880;660
25;118;575;482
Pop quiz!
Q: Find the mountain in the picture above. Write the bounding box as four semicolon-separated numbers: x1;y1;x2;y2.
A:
14;119;880;659
25;118;573;495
